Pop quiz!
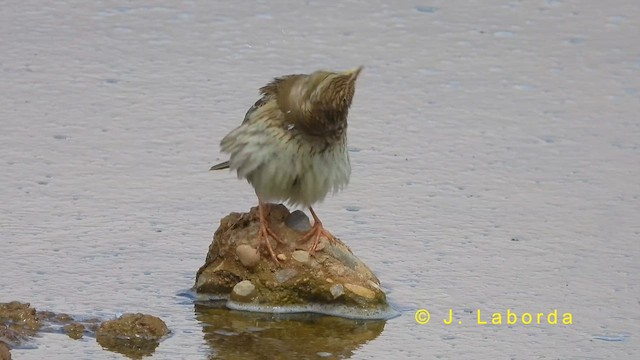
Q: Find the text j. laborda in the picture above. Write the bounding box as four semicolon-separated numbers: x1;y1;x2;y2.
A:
414;308;573;325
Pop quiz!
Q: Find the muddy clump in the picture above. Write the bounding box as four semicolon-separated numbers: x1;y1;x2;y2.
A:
0;301;168;359
96;313;169;359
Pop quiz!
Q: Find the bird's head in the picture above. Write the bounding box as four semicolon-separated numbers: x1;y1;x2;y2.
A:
307;66;363;111
278;66;363;138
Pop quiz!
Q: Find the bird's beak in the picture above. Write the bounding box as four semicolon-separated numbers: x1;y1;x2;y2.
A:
343;66;364;80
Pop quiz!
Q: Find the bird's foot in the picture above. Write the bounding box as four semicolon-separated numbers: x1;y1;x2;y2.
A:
256;221;283;262
256;201;286;262
297;221;337;256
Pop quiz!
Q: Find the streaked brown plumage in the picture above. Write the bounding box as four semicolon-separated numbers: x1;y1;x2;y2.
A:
211;66;363;261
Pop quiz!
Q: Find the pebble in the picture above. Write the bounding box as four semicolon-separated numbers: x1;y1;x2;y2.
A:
292;250;310;263
344;284;376;300
285;210;311;232
330;284;344;299
236;245;260;268
232;280;256;301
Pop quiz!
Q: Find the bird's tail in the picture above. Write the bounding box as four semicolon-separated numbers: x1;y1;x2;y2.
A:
210;160;230;170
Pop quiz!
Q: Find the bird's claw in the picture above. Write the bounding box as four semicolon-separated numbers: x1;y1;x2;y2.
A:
297;223;337;256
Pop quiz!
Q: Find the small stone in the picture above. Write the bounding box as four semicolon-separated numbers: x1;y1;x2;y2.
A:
236;245;260;268
276;253;287;261
330;284;344;299
63;323;85;340
292;250;310;263
231;280;255;302
344;284;376;300
285;210;311;232
275;268;297;283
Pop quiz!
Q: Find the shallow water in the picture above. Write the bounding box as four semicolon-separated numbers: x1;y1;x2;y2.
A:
1;1;638;359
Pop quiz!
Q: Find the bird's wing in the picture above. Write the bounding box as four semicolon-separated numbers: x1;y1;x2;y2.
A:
214;73;307;171
241;74;304;125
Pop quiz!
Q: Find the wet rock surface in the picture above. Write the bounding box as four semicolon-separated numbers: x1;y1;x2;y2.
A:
195;204;395;319
0;301;168;359
96;313;169;359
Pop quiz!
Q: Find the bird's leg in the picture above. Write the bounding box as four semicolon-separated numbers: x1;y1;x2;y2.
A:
297;206;337;255
256;199;284;262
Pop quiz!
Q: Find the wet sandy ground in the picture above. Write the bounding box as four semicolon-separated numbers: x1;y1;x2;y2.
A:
1;1;638;359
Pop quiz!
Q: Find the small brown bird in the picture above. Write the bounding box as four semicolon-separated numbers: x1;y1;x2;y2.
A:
211;66;363;261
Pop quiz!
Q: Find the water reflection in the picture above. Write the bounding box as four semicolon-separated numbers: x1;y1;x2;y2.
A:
195;303;386;359
96;336;161;359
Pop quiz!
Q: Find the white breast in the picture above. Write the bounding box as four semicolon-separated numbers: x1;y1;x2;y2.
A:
246;136;351;207
221;124;349;207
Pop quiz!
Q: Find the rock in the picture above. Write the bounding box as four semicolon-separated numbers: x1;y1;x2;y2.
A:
0;302;98;349
0;341;10;360
96;313;169;358
38;310;73;324
0;301;40;354
0;302;170;358
0;302;41;337
194;204;395;319
97;313;168;340
236;244;260;268
63;323;85;340
0;325;26;352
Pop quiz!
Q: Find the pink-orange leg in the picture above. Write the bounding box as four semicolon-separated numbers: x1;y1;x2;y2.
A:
297;207;337;255
256;199;284;262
